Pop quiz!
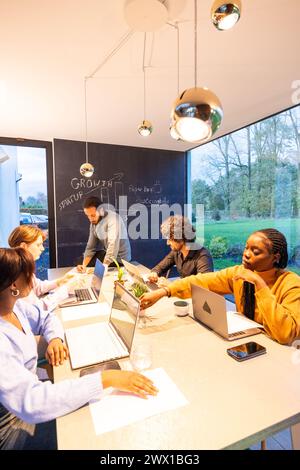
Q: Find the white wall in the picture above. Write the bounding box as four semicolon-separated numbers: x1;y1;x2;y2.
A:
0;145;19;246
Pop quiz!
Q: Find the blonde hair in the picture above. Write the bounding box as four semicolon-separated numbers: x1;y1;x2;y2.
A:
8;225;46;248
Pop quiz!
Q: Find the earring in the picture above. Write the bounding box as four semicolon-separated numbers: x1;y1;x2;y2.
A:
11;289;20;297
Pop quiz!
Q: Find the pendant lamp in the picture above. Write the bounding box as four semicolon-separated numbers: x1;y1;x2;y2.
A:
170;0;223;144
80;78;95;177
211;1;241;31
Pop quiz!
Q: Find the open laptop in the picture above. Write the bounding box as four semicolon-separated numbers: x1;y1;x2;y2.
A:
122;259;159;291
65;282;140;369
191;284;263;341
59;259;105;308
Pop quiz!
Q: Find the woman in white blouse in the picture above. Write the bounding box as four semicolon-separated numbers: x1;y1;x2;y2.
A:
0;247;158;450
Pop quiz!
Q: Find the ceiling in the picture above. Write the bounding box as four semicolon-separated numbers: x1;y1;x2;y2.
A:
0;0;299;152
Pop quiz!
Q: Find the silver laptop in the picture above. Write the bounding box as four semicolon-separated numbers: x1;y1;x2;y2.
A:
65;282;140;369
59;259;105;308
122;259;159;291
191;284;262;341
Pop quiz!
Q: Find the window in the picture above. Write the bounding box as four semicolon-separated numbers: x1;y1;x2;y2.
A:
190;105;300;274
0;138;54;279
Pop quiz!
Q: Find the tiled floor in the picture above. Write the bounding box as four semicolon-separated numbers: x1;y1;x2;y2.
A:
250;427;292;450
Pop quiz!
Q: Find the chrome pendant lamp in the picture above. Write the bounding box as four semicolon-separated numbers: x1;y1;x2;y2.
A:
170;0;223;144
211;0;241;31
80;78;95;177
138;33;153;137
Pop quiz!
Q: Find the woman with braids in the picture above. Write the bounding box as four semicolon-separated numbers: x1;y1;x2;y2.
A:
140;229;300;345
8;225;73;307
0;248;158;449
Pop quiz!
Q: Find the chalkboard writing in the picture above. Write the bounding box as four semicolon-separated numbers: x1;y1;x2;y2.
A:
54;139;186;267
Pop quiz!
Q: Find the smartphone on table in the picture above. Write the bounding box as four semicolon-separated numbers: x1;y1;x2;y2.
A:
227;341;266;362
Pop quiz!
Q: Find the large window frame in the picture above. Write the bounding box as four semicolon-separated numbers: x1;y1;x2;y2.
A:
0;136;56;268
188;103;300;273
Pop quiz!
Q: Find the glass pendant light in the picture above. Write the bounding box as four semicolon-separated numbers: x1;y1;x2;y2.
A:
80;78;94;177
211;1;241;31
138;33;153;136
170;0;223;144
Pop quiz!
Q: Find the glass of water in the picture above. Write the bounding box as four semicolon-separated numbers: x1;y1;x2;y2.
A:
130;342;152;372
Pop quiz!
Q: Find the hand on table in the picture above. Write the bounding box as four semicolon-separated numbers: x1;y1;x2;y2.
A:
140;289;166;310
101;370;158;399
148;272;158;283
46;338;69;366
76;264;86;273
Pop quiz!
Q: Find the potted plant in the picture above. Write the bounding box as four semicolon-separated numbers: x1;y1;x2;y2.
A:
112;258;125;284
130;282;149;320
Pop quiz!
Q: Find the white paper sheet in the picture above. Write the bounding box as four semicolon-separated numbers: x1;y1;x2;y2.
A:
227;311;263;334
89;367;188;435
61;301;110;322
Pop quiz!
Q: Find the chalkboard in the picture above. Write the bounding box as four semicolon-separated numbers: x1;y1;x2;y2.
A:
54;139;187;268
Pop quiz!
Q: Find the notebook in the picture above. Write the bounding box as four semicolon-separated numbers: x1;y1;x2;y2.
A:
59;259;105;308
65;282;140;369
121;259;159;291
191;284;263;341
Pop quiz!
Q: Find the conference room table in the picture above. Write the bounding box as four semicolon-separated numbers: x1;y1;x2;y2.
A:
49;267;300;450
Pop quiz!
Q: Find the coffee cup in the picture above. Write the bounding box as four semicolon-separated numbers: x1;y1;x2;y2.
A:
173;300;189;317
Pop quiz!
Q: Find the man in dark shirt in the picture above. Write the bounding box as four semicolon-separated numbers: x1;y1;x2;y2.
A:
148;215;213;282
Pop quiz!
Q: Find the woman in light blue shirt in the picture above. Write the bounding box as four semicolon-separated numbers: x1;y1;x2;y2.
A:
0;247;158;450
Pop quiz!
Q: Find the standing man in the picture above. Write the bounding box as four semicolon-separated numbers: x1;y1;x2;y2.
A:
77;196;131;272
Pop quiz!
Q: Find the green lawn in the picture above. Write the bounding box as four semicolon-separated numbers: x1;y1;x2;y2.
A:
196;217;300;275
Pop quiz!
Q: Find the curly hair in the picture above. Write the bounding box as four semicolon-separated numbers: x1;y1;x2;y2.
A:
160;215;196;243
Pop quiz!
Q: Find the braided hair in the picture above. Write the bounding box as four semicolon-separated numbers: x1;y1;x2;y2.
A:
242;228;288;320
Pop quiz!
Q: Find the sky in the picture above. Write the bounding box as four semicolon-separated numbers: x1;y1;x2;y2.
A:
17;146;47;200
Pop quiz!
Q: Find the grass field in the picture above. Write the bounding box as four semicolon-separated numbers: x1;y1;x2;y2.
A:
196;217;300;275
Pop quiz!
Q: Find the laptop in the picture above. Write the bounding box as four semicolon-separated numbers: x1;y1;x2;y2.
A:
191;284;263;341
121;259;159;291
65;282;140;369
59;259;105;308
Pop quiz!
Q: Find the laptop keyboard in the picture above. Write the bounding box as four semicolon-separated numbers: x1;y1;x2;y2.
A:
228;331;246;338
75;288;93;301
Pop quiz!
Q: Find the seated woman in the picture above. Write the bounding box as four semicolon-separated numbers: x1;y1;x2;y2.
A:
0;247;158;450
141;228;300;345
148;215;213;284
8;225;72;306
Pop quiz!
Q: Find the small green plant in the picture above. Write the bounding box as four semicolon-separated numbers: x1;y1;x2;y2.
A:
112;258;124;282
131;282;149;299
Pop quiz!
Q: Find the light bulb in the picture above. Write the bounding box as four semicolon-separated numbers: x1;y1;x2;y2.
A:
170;87;223;144
175;117;211;143
80;162;94;177
211;2;241;31
138;120;153;137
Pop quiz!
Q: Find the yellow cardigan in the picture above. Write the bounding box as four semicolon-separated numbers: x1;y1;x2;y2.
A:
168;265;300;345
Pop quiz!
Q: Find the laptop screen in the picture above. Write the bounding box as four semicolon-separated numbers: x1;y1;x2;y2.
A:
110;283;140;352
91;259;105;296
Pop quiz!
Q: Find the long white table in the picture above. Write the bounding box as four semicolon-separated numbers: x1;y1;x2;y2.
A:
49;267;300;450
